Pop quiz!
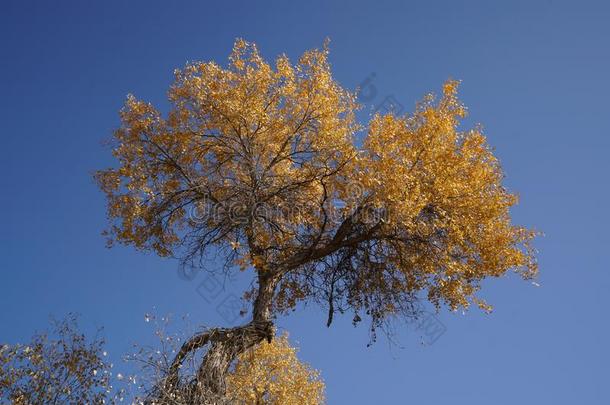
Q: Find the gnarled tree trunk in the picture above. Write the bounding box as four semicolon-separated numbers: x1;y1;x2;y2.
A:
161;274;278;404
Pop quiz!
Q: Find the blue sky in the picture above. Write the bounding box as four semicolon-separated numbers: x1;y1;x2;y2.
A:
1;1;609;403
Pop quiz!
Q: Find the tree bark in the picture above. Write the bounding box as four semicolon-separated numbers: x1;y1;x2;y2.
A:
197;273;278;400
162;273;278;403
195;321;273;400
252;273;278;323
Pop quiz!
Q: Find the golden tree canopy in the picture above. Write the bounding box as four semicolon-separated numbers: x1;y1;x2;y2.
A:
96;39;537;332
226;333;324;405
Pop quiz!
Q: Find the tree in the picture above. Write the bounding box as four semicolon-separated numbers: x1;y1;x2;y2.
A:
0;315;112;404
95;39;538;402
227;333;324;405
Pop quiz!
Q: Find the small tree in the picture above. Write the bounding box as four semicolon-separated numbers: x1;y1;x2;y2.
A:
227;333;324;405
0;315;112;404
96;39;537;401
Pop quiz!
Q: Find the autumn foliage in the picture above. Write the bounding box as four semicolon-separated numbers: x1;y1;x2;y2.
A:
0;316;112;404
227;333;324;404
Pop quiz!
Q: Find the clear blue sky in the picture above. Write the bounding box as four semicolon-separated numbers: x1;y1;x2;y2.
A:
1;1;608;403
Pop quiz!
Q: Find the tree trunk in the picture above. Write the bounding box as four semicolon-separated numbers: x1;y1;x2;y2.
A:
252;273;278;323
197;273;278;401
195;321;273;402
162;273;278;404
